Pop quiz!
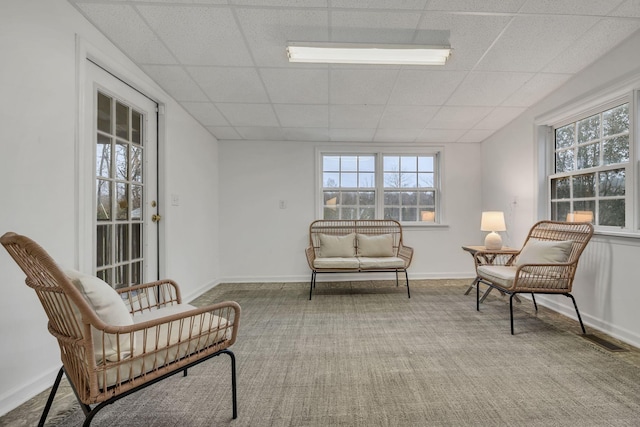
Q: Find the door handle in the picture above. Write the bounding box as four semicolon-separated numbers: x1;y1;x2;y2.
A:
151;214;162;223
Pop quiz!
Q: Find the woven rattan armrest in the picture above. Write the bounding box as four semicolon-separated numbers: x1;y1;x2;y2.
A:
117;279;182;315
397;243;414;267
305;246;316;269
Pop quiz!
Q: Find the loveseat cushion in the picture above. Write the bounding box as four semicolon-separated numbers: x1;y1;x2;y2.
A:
318;233;356;258
65;269;135;363
357;233;394;257
313;257;360;269
358;256;405;269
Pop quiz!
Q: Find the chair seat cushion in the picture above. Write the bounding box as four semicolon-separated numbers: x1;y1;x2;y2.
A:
477;265;516;289
358;257;405;269
313;257;360;269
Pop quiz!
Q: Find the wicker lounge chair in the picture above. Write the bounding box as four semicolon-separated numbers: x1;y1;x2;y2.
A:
473;221;594;334
1;232;240;427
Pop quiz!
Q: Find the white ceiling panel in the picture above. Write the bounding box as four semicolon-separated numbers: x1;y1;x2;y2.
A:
446;72;534;106
188;67;269;103
388;70;467;105
330;69;398;105
139;5;253;66
378;106;439;129
75;3;176;64
261;68;329;104
141;65;208;102
68;0;640;143
216;103;279;127
274;104;329;128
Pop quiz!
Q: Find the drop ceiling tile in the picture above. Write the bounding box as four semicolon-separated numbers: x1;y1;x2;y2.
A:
330;10;422;44
330;69;398;105
373;128;422;142
235;8;329;67
610;0;640;17
414;13;514;71
426;0;526;13
216;103;279;127
134;0;228;3
519;0;624;16
141;65;207;102
207;126;242;140
283;128;330;141
388;70;467;105
446;72;533;106
378;106;439;129
416;128;467;143
74;3;176;64
187;67;269;103
542;18;640;74
331;0;428;9
180;102;229;126
260;68;329;104
473;107;526;130
139;5;253;66
502;73;572;107
274;104;329;127
426;106;493;129
235;126;285;140
330;105;385;128
457;129;496;143
475;15;600;72
231;0;327;6
330;128;376;142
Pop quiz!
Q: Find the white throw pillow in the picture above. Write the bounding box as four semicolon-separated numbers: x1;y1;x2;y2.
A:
65;270;135;363
516;240;573;266
357;234;395;257
318;233;356;258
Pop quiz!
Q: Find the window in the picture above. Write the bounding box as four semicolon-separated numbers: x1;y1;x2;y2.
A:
321;152;439;223
549;102;630;228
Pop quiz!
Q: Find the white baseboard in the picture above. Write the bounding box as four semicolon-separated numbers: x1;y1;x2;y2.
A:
219;271;474;284
0;365;60;417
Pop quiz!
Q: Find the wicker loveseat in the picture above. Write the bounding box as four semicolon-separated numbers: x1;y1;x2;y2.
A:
1;232;240;426
305;220;414;299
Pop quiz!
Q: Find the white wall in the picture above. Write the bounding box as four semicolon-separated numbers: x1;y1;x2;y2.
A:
0;0;219;415
218;141;484;282
481;30;640;347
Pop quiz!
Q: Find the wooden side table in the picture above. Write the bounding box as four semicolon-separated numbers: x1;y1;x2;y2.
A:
461;245;519;303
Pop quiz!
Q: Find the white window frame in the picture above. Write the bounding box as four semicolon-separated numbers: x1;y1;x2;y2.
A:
536;86;639;237
316;145;444;226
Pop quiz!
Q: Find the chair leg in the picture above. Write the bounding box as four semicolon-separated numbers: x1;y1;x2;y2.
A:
309;271;315;300
476;280;480;311
404;270;410;298
38;367;65;427
222;349;238;419
531;293;538;311
395;270;399;287
566;293;587;334
510;294;515;335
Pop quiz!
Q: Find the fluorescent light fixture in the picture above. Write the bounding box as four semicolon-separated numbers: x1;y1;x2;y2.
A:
286;42;451;65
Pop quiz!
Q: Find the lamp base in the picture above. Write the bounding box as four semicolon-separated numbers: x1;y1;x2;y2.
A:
484;232;502;250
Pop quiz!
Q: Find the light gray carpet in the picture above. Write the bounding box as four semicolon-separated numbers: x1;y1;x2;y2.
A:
45;280;640;426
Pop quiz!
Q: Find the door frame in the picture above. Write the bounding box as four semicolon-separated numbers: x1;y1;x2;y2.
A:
75;36;166;278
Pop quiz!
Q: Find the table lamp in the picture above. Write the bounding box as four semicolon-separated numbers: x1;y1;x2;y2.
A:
481;211;506;250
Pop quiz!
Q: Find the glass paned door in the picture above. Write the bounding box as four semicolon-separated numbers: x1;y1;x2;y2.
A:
87;62;158;289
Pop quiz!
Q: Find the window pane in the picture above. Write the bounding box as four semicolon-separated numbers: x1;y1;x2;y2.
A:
577;114;600;143
116;142;129;180
401;207;417;221
131;185;142;220
359;172;375;188
324;207;339;219
573;201;595;216
342;207;357;219
401;192;417;205
97;179;111;220
384;172;400;188
400;156;416;172
572;173;595;198
323;172;339;187
551;201;571;221
555;149;574;173
97;224;111;267
603;135;629;165
418;191;435;205
324;191;339;205
599;199;625;226
551;177;570;199
359;156;375;172
342;156;357;171
418;156;433;171
341;172;357;187
97;92;112;134
116;182;129;220
131;223;142;259
114;264;129;290
96;134;111;178
359;207;375;219
131;110;142;145
599;169;625;196
602;104;629;137
384;156;399;171
342;191;357;205
400;173;417;188
324;156;340;171
384;191;399;205
116;101;129;139
555;124;574;149
96;268;112;285
116;224;129;263
131;146;142;182
418;173;434;187
359;191;375;206
576;142;599;170
384;207;399;221
131;261;142;286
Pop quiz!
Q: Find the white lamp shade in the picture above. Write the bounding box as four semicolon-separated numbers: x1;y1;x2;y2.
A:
480;211;506;232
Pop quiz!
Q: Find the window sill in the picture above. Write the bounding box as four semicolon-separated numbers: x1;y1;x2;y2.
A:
594;229;640;239
400;222;450;229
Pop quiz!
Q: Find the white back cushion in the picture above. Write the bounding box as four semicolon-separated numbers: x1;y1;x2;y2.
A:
516;240;573;266
357;234;394;257
65;270;135;363
318;233;356;258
